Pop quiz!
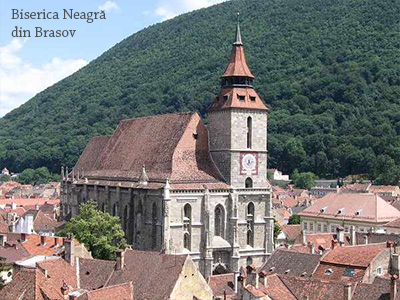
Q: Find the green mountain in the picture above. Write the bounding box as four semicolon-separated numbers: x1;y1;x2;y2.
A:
1;0;400;183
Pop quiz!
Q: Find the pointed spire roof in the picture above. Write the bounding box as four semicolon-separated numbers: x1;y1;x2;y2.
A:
233;12;243;46
222;13;254;79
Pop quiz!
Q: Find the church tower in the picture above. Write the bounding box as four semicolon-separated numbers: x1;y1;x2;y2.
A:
208;14;269;189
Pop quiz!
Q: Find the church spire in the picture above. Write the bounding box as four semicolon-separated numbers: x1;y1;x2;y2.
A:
233;12;243;46
221;13;254;80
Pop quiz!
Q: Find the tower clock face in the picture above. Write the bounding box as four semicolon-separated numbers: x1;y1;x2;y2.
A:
242;154;256;171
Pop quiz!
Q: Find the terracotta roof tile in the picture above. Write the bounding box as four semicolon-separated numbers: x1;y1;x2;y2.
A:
258;249;321;277
299;193;400;223
208;87;268;111
79;258;116;290
280;225;301;242
107;249;187;300
0;198;60;207
78;282;133;300
208;273;236;299
320;243;387;267
74;113;225;186
312;263;366;283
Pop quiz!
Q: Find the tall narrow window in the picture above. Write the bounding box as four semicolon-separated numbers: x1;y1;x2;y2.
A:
215;205;225;238
247;117;252;148
152;203;158;249
245;177;253;188
123;205;129;235
183;204;192;250
113;203;118;216
246;203;255;247
102;203;105;212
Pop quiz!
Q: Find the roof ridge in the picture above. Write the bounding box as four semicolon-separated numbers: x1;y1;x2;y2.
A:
119;111;195;123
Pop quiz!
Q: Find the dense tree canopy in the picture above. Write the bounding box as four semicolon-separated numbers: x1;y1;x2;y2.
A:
0;0;399;183
17;167;60;185
292;170;318;190
58;200;127;260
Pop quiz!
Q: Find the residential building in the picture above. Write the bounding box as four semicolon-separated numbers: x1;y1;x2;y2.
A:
267;169;289;181
298;193;400;234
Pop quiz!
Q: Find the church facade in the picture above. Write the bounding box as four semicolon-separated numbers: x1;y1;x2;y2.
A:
61;19;274;278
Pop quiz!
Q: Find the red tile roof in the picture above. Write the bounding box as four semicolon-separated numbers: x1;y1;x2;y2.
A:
280;225;301;242
222;43;254;78
208;87;268;111
299;193;400;223
74;113;225;187
78;282;133;300
0;198;60;207
208;273;236;300
312;263;366;283
320;243;387;267
107;249;188;300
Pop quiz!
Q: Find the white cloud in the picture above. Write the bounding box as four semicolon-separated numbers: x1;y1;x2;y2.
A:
0;38;87;117
155;0;226;20
98;1;119;12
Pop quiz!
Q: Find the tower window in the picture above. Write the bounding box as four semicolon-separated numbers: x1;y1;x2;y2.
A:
245;177;253;188
250;96;256;101
223;95;229;101
215;205;225;238
184;233;191;250
246;203;255;247
247;117;252;148
238;94;245;101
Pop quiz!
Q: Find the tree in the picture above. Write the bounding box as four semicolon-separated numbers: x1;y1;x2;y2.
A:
274;220;282;240
0;175;10;183
288;214;300;225
17;167;59;185
58;200;127;260
292;170;318;190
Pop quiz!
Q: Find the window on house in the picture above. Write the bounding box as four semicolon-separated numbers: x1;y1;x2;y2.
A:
247;117;252;148
215;205;225;238
377;267;382;275
323;224;328;233
344;267;355;277
250;96;256;101
223;95;229;101
238;94;245;101
245;177;253;188
303;222;308;231
309;222;314;232
317;223;322;233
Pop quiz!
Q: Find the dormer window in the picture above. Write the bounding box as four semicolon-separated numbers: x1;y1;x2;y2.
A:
238;94;245;101
223;95;229;101
320;207;327;213
325;269;333;275
355;209;362;216
284;269;290;274
250;96;256;101
337;207;345;214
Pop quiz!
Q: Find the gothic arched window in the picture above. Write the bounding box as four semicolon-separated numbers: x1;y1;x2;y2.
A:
215;205;225;238
152;203;158;249
101;202;105;212
184;233;191;250
247;117;252;149
245;177;253;188
247;202;255;247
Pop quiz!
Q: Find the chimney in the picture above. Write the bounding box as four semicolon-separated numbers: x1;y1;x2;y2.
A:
308;241;315;254
21;233;27;243
35;204;40;210
255;272;259;289
392;253;400;276
331;239;339;250
54;237;60;247
301;230;307;246
350;226;356;245
40;235;46;246
116;249;125;270
391;274;398;300
337;226;345;245
61;281;70;296
344;283;352;300
64;238;75;266
0;234;6;247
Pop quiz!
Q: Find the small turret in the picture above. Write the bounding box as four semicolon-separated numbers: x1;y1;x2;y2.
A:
139;165;149;185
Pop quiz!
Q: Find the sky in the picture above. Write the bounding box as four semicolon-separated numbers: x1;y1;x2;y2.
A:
0;0;226;117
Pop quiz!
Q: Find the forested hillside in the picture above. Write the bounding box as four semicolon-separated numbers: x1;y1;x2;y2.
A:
1;0;399;183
